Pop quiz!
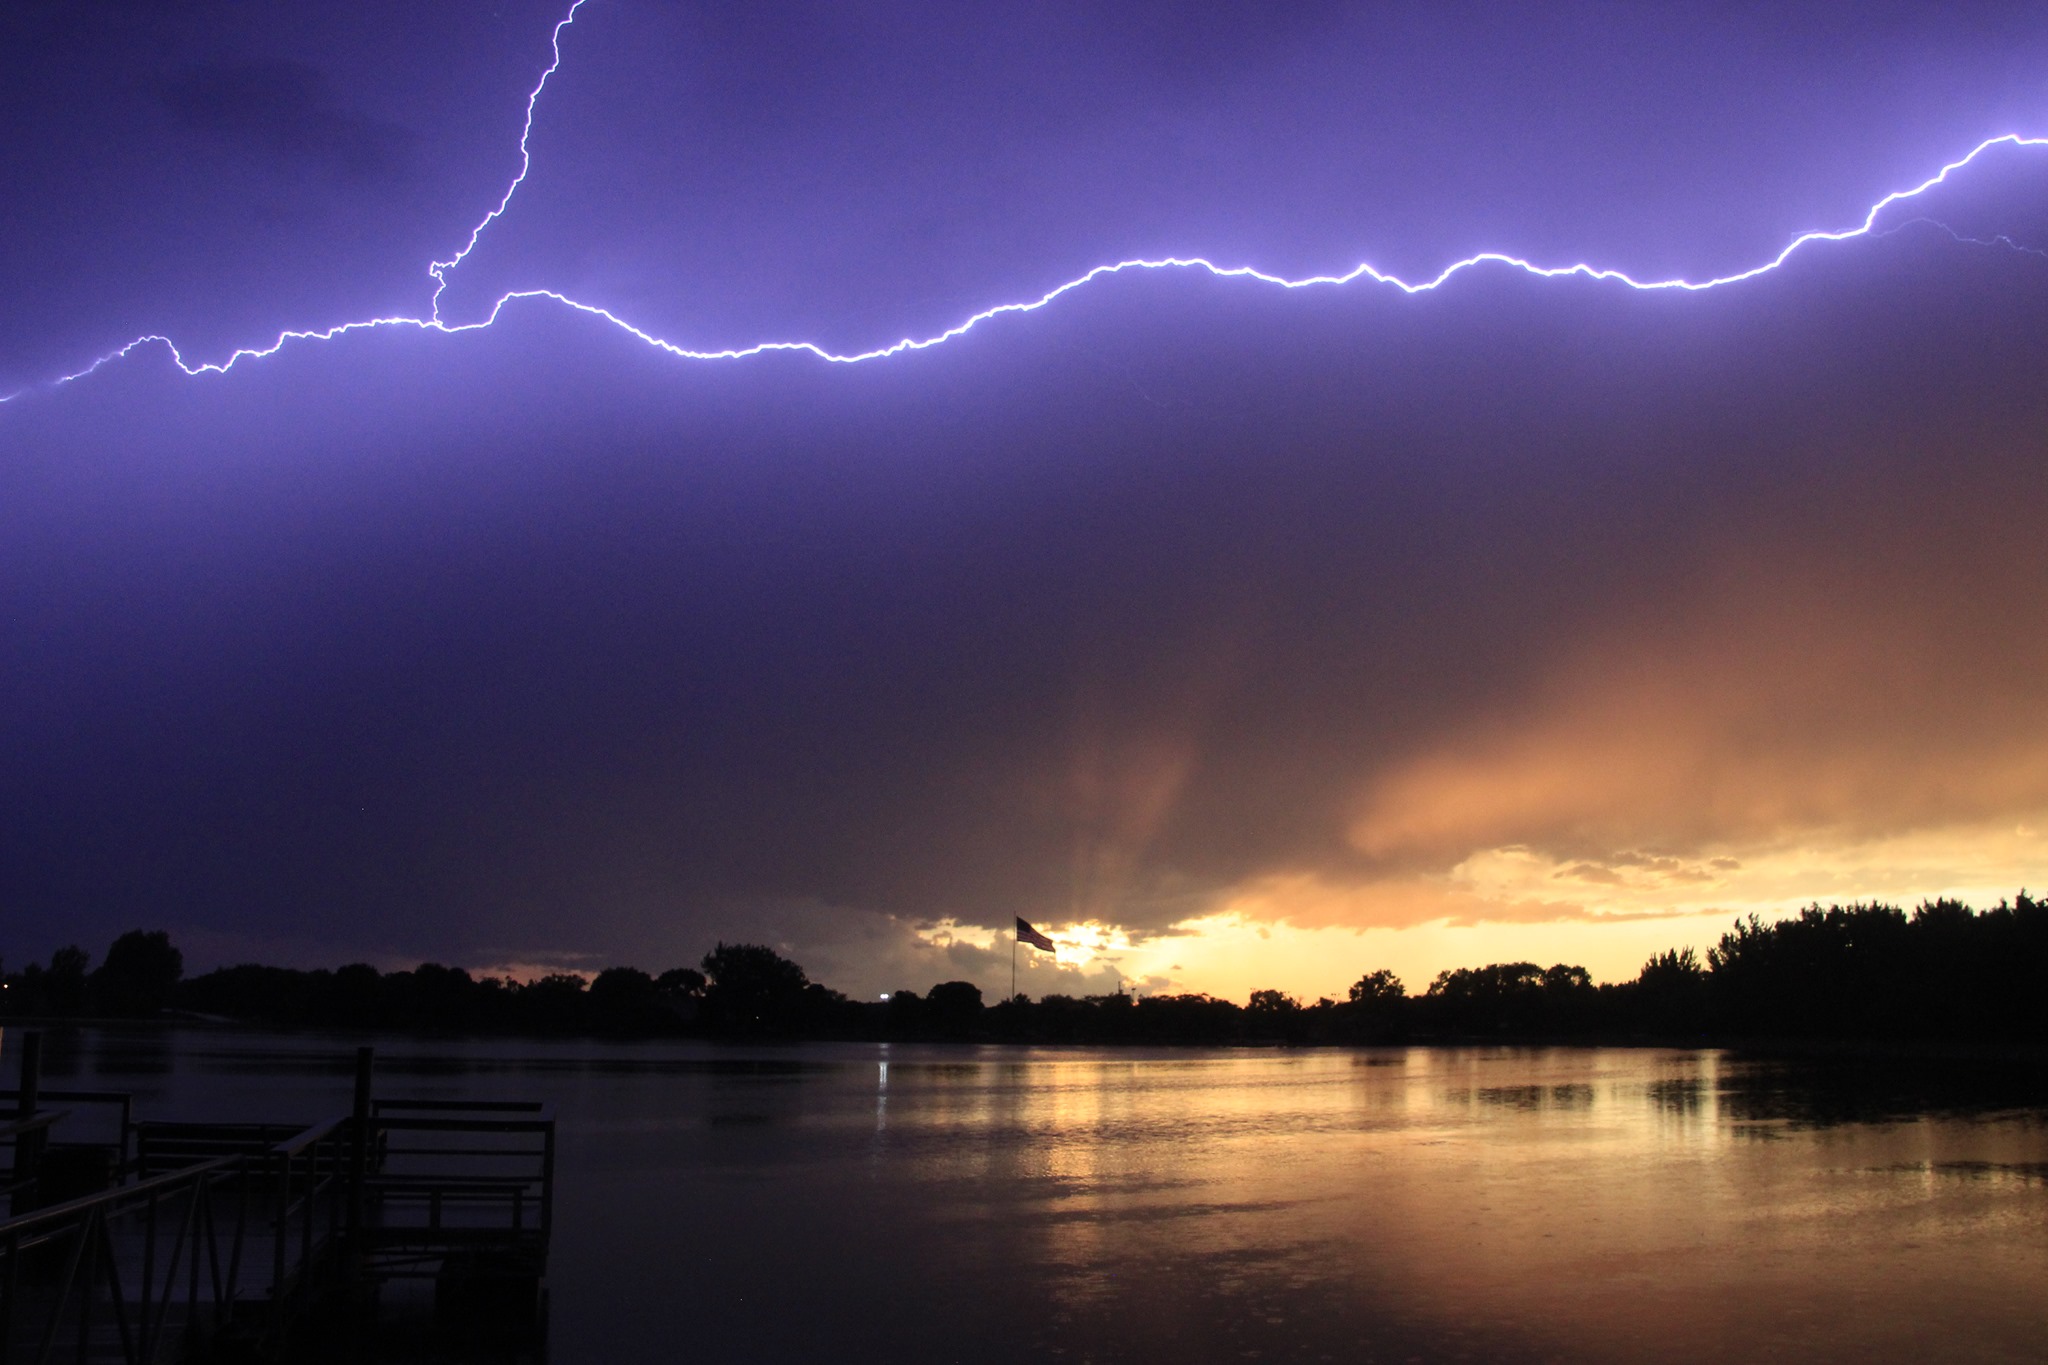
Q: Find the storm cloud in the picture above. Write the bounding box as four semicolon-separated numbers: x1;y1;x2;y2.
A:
160;59;417;185
6;2;2048;997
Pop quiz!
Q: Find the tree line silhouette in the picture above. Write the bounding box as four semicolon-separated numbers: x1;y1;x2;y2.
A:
5;895;2046;1044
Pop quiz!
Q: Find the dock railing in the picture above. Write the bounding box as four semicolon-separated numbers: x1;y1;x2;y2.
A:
0;1039;556;1362
0;1090;133;1187
0;1115;350;1365
0;1152;239;1365
359;1099;555;1283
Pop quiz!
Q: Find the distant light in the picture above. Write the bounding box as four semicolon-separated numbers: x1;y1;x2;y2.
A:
878;993;891;1000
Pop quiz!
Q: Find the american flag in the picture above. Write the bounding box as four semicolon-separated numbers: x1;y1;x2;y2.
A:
1015;918;1056;952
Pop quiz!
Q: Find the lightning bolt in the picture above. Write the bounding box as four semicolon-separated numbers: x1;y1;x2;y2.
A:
13;0;2048;403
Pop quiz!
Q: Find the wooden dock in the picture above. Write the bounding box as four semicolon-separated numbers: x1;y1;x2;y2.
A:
0;1033;554;1363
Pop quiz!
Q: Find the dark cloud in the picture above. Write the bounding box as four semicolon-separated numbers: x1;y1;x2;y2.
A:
159;60;417;185
6;221;2048;986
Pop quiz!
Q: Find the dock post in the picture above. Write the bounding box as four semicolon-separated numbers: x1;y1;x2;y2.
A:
9;1031;43;1215
347;1046;373;1282
12;1031;37;1119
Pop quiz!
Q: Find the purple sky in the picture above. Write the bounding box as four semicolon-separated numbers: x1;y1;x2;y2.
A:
6;1;2048;999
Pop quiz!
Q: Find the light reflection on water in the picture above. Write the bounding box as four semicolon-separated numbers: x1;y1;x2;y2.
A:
8;1029;2046;1364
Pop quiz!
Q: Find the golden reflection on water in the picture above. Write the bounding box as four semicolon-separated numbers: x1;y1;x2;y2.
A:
21;1030;2048;1364
850;1047;2048;1363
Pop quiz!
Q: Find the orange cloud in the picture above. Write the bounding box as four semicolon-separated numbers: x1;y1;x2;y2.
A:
1129;526;2048;972
1348;546;2048;869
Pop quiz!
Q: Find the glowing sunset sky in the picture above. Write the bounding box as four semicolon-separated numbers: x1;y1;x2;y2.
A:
5;0;2048;1002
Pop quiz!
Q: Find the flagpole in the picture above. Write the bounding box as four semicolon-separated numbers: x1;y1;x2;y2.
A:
1011;929;1018;1003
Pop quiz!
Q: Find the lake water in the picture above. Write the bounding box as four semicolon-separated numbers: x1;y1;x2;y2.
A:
9;1028;2048;1364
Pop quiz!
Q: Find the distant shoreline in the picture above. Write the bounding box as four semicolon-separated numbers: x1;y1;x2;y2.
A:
11;899;2048;1053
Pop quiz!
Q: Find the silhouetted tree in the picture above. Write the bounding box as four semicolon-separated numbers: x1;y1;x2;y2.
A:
180;964;320;1025
653;966;706;1025
1126;993;1240;1044
884;988;926;1036
0;950;92;1018
376;962;487;1031
44;946;90;1015
514;973;589;1031
796;981;856;1035
926;980;982;1012
92;931;182;1017
1338;968;1407;1042
925;980;985;1038
332;963;383;1026
1418;961;1600;1037
1631;947;1706;1036
1348;969;1403;1005
589;967;661;1032
655;967;706;1000
700;943;810;1033
1707;904;1913;1037
1246;988;1305;1042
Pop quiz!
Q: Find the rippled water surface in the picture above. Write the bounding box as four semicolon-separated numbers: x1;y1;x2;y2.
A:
12;1029;2048;1363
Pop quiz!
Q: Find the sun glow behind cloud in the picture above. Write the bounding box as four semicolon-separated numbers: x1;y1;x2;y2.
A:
1004;528;2048;1001
1121;815;2048;1001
